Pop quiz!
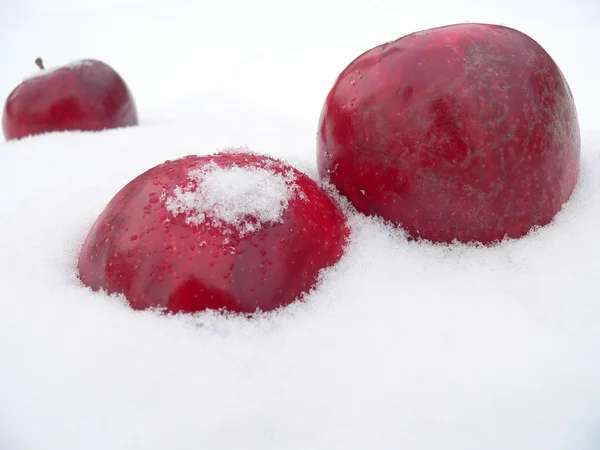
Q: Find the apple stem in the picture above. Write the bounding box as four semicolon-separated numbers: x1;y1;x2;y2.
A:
35;58;44;70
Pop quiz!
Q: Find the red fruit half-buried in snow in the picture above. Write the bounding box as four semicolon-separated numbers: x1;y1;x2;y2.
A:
78;152;348;314
2;58;138;140
317;23;580;244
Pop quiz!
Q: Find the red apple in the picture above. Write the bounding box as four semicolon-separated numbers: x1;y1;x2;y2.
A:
317;23;580;244
78;152;348;314
2;58;138;140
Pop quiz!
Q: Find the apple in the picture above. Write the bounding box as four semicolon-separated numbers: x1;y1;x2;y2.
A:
78;151;348;314
317;23;580;244
2;58;138;140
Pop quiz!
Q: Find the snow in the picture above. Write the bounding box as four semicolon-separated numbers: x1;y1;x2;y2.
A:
1;1;600;450
165;158;297;233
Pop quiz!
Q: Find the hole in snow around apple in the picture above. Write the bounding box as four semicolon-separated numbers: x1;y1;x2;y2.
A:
164;159;298;234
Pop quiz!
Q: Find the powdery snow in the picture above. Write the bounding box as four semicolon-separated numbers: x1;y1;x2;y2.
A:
1;1;600;450
165;159;297;233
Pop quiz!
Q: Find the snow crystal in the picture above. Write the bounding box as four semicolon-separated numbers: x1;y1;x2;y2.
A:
165;160;297;233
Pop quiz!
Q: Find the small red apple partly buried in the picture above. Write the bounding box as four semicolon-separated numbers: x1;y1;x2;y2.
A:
2;58;138;140
78;151;348;314
317;23;580;244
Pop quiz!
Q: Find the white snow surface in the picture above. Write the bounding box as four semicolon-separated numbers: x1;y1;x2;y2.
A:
1;1;600;450
165;159;297;233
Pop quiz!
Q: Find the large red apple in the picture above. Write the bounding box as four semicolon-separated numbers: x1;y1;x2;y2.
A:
2;58;138;140
78;152;348;314
317;23;580;244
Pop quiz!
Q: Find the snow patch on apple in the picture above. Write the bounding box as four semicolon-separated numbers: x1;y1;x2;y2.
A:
24;59;95;81
165;159;299;234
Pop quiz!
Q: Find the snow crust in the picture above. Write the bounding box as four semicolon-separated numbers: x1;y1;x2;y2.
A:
165;160;297;233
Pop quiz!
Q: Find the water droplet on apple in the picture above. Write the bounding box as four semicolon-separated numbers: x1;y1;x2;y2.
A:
148;192;159;203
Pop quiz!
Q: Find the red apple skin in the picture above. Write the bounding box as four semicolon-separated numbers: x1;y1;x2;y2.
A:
2;59;138;140
78;153;348;314
317;23;580;244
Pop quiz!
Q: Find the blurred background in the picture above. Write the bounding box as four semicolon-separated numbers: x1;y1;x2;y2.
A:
1;0;599;129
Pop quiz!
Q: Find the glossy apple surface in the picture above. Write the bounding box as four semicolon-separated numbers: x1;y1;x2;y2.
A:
2;59;138;140
317;23;580;244
78;152;348;314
